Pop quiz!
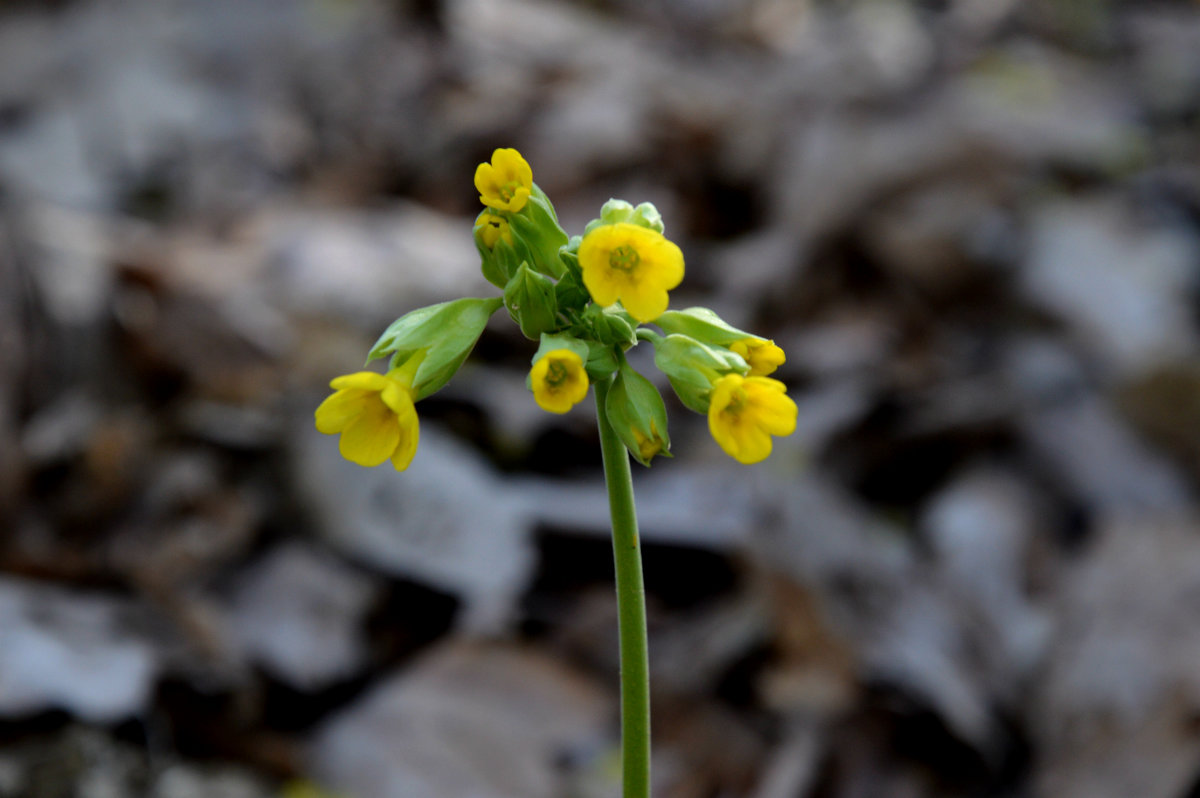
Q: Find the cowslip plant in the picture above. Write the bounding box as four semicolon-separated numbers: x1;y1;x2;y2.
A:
315;148;797;798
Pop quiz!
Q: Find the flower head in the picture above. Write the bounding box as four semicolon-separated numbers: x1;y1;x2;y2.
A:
578;223;684;323
531;348;589;414
707;374;797;464
315;368;420;470
475;148;533;213
730;338;785;377
475;210;513;249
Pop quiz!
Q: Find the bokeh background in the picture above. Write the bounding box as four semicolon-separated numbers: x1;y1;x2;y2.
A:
3;0;1200;796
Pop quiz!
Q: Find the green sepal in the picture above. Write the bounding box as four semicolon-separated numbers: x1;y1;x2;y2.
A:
504;261;559;340
530;332;590;366
583;199;665;236
369;296;503;400
605;360;671;466
655;307;757;347
508;189;568;279
652;333;748;414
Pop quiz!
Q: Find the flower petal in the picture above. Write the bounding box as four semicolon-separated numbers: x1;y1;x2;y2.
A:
315;389;369;434
338;407;401;467
330;371;390;392
390;412;420;471
619;285;670;323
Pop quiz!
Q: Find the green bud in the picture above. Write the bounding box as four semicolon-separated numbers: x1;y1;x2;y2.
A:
474;212;522;288
605;360;671;466
368;296;503;400
504;261;559;340
584;199;665;236
652;333;747;413
508;190;569;279
585;304;636;348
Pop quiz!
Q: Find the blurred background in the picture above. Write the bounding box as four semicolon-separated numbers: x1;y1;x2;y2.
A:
2;0;1200;796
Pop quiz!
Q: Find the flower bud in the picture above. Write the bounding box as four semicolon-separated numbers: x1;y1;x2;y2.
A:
504;261;559;340
656;307;785;376
474;210;521;288
507;186;569;279
584;303;636;348
584;199;665;236
605;360;671;466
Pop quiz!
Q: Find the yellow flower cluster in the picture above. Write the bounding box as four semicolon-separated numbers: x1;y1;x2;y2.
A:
316;147;796;470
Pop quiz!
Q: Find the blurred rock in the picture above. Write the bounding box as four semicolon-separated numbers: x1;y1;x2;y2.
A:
265;204;491;327
151;764;275;798
0;577;160;722
1019;395;1192;517
1117;362;1200;477
1031;516;1200;798
295;421;534;633
309;641;611;798
1130;8;1200;116
1020;198;1200;375
862;180;1016;294
920;468;1051;697
223;543;381;692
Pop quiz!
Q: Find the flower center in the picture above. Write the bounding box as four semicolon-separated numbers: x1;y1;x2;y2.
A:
608;245;640;273
546;360;569;387
724;386;748;418
500;180;521;202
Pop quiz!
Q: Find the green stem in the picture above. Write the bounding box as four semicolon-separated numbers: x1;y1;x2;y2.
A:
593;375;651;798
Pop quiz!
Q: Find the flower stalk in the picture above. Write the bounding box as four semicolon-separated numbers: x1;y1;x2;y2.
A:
594;375;651;798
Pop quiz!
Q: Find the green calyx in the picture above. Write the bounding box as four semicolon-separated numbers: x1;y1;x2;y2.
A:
605;359;671;466
655;307;759;348
651;333;748;414
368;296;503;400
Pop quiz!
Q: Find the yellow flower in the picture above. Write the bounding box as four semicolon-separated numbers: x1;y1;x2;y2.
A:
475;210;513;249
314;368;420;470
475;148;533;213
730;338;785;377
707;374;797;464
531;349;589;414
577;223;684;323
